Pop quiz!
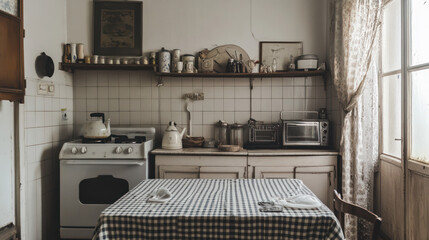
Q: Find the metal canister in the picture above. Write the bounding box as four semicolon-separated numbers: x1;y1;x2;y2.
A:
172;49;181;72
214;120;228;146
229;123;244;147
158;48;171;73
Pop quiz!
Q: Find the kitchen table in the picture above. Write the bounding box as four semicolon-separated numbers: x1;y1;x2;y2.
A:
92;179;344;240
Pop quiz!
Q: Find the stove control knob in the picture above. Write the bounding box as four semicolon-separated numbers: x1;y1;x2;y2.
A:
71;147;78;154
126;147;133;154
115;146;123;154
81;146;87;154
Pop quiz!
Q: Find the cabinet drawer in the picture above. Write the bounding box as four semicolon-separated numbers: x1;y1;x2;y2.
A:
156;155;247;166
253;166;295;179
158;165;199;179
200;166;246;179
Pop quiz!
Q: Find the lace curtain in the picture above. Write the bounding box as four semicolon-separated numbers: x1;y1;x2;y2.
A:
329;0;385;239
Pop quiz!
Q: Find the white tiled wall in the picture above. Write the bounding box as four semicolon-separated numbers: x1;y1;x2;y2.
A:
73;71;327;143
23;77;73;239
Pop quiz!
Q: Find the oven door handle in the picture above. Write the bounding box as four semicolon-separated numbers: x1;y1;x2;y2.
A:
62;160;145;166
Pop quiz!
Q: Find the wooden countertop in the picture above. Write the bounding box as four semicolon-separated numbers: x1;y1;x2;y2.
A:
151;148;339;156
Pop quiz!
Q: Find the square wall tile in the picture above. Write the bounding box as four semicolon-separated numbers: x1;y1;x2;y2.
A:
235;99;250;112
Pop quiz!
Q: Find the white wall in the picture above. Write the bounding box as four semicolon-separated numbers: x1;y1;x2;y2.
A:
23;0;73;239
67;0;327;60
0;101;15;229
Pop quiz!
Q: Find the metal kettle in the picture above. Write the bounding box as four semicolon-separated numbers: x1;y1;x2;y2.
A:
82;113;111;139
162;121;186;150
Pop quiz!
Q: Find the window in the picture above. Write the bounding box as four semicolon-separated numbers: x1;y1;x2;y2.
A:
381;0;429;164
381;0;401;159
410;0;429;164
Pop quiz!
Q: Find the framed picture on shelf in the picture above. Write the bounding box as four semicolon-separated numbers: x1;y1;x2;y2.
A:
259;41;303;71
93;1;142;56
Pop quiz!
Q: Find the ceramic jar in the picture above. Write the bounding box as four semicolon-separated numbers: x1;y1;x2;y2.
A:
158;48;171;73
77;43;84;63
70;43;77;63
182;54;195;73
171;49;181;72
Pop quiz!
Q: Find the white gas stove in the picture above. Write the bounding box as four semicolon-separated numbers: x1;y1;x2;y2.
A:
59;127;155;239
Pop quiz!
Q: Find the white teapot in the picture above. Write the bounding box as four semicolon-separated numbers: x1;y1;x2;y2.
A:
162;121;186;150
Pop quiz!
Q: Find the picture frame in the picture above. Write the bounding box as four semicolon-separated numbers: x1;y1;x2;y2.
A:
93;1;142;56
259;41;303;71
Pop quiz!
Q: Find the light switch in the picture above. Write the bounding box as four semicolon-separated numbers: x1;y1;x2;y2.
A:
47;83;55;95
37;82;48;95
48;84;54;92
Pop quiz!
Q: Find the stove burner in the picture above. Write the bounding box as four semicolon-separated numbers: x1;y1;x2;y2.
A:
112;135;146;144
82;137;111;143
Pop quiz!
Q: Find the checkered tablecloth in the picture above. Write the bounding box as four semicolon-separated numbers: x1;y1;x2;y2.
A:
92;179;344;240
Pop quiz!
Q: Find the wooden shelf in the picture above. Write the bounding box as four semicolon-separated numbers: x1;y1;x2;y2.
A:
59;62;326;79
59;62;155;72
154;70;326;78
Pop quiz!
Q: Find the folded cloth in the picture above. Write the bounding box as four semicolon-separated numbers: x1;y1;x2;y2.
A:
147;187;172;203
271;194;322;209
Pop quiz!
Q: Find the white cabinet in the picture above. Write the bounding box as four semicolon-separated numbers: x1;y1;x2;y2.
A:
248;155;337;209
295;166;335;209
153;149;339;209
155;155;247;179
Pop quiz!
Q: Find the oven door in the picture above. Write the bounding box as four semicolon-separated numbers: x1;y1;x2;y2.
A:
60;159;146;228
283;121;320;146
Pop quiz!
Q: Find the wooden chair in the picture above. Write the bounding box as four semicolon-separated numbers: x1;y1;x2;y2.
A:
333;190;382;240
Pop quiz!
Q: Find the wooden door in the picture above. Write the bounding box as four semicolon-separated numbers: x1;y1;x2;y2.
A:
0;0;25;102
254;166;295;179
295;166;335;209
158;166;199;179
199;166;246;179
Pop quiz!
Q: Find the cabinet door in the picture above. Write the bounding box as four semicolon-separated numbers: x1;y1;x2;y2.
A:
295;166;335;209
254;167;295;179
0;2;25;103
158;166;199;179
199;166;246;179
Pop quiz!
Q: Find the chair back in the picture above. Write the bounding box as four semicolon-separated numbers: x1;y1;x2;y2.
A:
333;190;382;240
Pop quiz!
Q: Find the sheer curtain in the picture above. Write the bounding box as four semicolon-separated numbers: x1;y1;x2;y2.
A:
329;0;385;239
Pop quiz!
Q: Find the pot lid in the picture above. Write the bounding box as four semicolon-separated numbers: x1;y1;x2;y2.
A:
215;120;228;127
35;52;54;78
230;123;244;128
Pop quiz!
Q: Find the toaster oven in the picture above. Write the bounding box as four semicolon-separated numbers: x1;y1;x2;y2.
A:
282;120;329;147
245;118;281;149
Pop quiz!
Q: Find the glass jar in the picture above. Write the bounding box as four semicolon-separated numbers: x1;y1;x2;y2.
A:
214;120;228;146
229;123;244;147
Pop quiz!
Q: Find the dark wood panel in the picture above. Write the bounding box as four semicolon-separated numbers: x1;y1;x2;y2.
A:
0;15;20;89
0;2;24;103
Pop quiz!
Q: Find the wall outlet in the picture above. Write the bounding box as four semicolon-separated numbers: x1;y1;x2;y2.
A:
61;108;68;120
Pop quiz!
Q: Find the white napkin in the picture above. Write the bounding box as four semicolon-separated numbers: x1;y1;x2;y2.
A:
271;194;321;209
147;187;172;203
